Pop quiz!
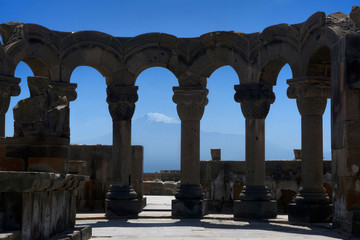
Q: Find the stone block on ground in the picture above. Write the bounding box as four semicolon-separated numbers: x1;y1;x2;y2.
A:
171;199;207;219
288;203;332;223
105;199;140;219
234;200;277;220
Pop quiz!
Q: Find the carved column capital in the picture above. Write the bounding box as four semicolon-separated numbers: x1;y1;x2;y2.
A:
234;83;275;119
50;82;78;102
173;86;208;121
287;77;330;115
0;75;21;114
107;85;139;121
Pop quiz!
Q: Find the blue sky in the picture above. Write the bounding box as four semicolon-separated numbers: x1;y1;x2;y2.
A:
1;0;356;171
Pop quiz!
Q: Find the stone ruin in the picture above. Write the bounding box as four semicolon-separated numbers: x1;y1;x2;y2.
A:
0;6;360;239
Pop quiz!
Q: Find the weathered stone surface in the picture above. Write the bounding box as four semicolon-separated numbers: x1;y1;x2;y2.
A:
131;145;144;201
0;172;87;239
13;77;70;138
210;149;221;161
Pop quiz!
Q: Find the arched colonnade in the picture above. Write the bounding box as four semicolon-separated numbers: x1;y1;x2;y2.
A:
0;9;357;229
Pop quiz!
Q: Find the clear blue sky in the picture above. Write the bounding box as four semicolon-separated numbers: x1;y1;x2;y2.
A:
1;0;356;171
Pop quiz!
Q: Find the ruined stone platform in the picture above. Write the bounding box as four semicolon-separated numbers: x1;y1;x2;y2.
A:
75;195;344;239
76;216;343;240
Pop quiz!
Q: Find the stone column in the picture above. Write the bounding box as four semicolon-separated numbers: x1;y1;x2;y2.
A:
105;85;140;218
172;86;208;218
233;83;277;219
287;76;332;223
0;75;21;137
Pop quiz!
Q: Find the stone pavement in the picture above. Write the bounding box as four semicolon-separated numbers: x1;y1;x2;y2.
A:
75;196;347;240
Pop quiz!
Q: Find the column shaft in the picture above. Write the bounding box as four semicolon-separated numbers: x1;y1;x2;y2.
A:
112;120;131;186
0;113;4;137
105;84;139;218
233;83;276;219
287;77;331;223
301;114;324;190
180;120;200;185
245;119;265;187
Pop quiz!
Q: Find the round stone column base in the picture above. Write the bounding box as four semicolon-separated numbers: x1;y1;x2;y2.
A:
288;203;332;223
105;199;140;219
234;200;277;220
171;199;207;219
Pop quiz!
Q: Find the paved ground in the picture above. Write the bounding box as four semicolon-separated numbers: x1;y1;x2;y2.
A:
76;196;347;240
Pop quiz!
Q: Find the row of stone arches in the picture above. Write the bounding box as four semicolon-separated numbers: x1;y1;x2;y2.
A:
0;12;336;87
1;9;356;232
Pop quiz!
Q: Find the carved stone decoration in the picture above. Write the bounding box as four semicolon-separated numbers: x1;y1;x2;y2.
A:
13;77;70;138
172;86;209;121
106;85;138;121
234;83;275;119
51;82;78;102
287;76;330;115
0;22;24;46
0;75;21;114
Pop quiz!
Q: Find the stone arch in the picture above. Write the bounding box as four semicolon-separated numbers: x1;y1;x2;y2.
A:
187;32;249;86
255;42;300;85
306;45;331;77
301;27;340;78
60;31;124;84
125;49;180;85
189;47;246;85
4;40;56;79
123;33;182;86
0;23;61;79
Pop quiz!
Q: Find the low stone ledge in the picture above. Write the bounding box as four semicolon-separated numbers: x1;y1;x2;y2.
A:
0;137;69;146
0;171;86;193
49;225;91;240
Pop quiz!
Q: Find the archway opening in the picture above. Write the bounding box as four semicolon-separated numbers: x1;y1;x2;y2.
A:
265;63;301;213
133;67;179;210
201;66;245;161
5;61;32;137
133;67;180;173
266;64;300;160
201;65;245;207
68;66;111;212
69;66;111;145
